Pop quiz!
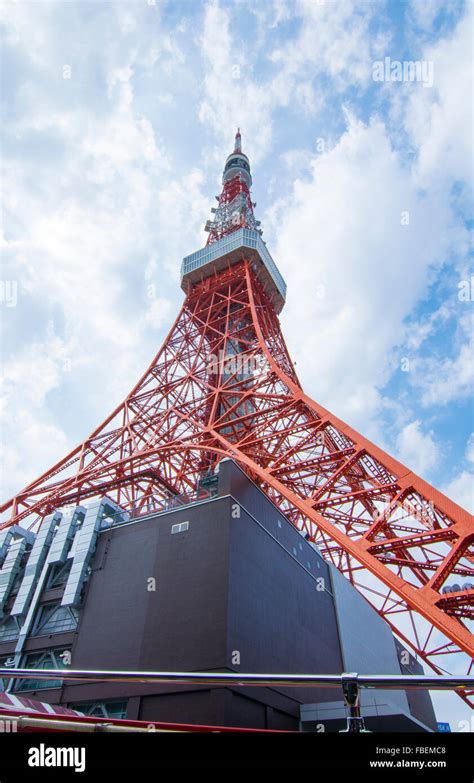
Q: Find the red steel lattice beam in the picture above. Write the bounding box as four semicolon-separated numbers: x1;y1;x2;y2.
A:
1;259;473;707
2;127;473;707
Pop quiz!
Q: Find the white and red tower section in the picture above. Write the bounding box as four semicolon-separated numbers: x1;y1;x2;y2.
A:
1;132;473;705
205;130;261;243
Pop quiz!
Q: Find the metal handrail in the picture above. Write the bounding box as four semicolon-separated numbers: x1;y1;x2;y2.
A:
2;668;473;690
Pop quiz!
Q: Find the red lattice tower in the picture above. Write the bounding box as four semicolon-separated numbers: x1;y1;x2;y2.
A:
1;131;473;705
205;128;261;244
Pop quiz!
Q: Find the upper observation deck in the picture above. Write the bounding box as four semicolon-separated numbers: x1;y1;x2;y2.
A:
180;228;286;314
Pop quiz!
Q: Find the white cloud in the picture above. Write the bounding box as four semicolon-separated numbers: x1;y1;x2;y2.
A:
261;4;472;448
1;0;470;503
1;417;70;502
408;312;473;407
154;170;210;278
198;0;383;167
443;470;474;513
408;0;448;32
0;330;72;498
269;113;465;435
466;433;474;464
272;0;381;88
1;329;69;409
395;420;439;477
403;304;452;351
143;296;174;330
404;4;473;185
442;433;474;514
198;0;276;165
0;0;209;500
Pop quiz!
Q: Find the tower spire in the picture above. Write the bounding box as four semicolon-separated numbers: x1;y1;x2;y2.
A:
234;127;242;153
204;129;260;245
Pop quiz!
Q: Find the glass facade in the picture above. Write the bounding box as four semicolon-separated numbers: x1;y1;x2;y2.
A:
0;615;20;643
0;654;16;692
14;648;70;691
46;560;73;588
67;700;128;720
31;602;79;636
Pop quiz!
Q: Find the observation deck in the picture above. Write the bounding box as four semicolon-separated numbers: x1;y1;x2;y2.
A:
180;228;286;314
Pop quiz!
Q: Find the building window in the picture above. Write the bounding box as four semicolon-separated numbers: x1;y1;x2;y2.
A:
46;560;73;589
0;615;21;643
14;648;71;691
68;700;128;720
171;521;189;534
31;602;79;636
0;655;16;692
9;552;29;596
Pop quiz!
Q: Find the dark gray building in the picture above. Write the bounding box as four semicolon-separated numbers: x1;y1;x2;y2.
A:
0;459;437;731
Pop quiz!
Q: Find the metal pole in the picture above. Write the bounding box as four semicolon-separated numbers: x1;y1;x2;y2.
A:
1;668;472;690
340;673;369;733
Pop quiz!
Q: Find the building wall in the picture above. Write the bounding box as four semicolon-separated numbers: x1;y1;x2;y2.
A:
227;490;343;708
0;459;437;731
60;470;343;727
71;497;230;674
328;563;410;715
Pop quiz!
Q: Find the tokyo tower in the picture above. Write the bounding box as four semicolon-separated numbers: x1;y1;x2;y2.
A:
1;130;473;706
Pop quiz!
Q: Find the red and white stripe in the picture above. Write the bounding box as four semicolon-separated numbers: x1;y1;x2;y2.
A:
0;692;84;717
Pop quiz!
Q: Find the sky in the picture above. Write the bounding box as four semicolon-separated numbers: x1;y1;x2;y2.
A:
0;0;473;728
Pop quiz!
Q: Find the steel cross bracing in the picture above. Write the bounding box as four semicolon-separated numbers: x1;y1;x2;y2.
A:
1;259;473;705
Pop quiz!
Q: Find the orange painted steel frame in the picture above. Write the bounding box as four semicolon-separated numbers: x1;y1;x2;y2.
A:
1;249;473;707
